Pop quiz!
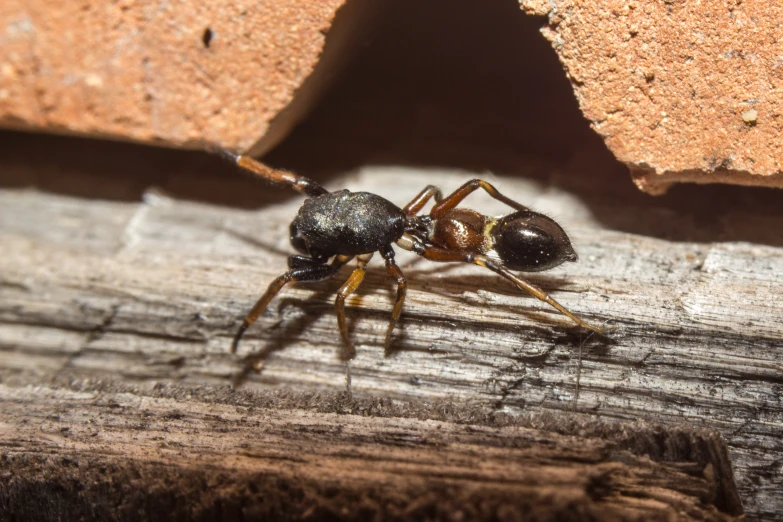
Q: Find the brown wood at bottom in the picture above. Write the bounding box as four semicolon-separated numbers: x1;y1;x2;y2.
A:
0;385;741;521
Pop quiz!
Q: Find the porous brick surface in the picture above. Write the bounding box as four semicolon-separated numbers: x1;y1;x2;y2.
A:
0;0;345;153
1;1;782;192
522;0;783;193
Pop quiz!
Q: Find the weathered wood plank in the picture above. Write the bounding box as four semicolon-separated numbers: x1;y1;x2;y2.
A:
0;384;740;521
1;160;782;518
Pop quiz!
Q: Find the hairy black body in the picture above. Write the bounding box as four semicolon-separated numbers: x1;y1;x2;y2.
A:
220;150;603;359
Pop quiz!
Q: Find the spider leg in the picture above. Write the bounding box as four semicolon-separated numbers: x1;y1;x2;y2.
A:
403;185;443;216
477;256;604;336
231;254;352;354
397;236;602;335
380;245;407;353
335;253;373;359
430;179;530;218
217;148;328;198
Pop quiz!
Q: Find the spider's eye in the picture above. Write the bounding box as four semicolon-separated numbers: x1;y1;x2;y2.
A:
491;211;577;272
289;221;310;255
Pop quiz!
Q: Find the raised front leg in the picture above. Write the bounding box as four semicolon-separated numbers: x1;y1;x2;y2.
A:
217;149;328;198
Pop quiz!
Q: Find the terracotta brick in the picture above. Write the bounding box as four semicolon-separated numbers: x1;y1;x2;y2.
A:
2;1;782;192
0;0;347;153
521;0;783;193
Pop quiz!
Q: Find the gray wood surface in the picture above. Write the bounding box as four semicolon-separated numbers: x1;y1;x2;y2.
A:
1;152;782;519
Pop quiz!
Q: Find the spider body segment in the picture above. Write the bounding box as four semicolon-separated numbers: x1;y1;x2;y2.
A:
222;150;602;359
292;190;406;257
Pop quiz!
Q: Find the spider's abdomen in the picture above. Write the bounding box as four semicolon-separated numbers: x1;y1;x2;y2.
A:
490;210;578;272
291;190;406;257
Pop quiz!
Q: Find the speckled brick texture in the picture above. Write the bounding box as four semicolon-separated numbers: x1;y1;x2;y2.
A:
521;0;783;193
0;0;345;153
2;1;782;193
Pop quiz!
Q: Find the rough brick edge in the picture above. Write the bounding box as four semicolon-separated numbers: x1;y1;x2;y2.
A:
0;0;370;152
521;0;783;194
631;166;783;195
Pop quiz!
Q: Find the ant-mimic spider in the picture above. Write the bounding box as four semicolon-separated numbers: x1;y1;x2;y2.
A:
221;150;604;359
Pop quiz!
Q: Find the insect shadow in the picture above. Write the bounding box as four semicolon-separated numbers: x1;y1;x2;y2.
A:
230;286;340;387
230;267;613;390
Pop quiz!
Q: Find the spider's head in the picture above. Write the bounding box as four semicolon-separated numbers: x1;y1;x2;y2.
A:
489;210;577;272
289;221;309;255
289;220;326;259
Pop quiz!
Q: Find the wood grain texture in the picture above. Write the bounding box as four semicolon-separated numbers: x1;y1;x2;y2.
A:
1;146;782;519
0;384;740;521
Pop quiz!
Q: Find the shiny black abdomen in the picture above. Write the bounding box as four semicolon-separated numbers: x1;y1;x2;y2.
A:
291;190;406;257
491;210;577;272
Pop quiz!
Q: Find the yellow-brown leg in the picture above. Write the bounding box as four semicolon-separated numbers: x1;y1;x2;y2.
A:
400;242;603;335
231;255;351;354
476;256;604;335
217;148;328;197
335;253;374;359
382;249;407;353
